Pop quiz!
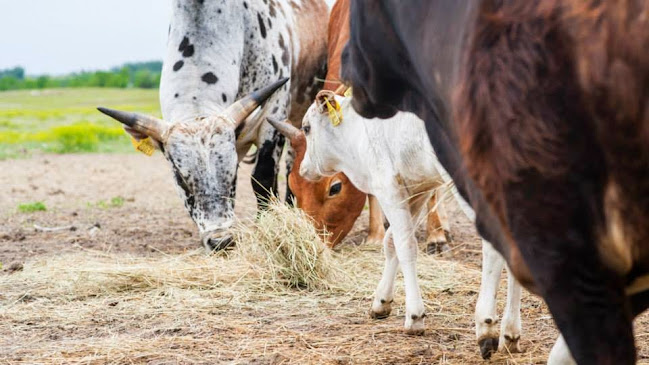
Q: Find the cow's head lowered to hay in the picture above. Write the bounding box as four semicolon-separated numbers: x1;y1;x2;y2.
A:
98;78;288;252
266;114;365;249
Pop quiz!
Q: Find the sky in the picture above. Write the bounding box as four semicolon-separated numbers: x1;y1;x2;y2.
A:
0;0;173;75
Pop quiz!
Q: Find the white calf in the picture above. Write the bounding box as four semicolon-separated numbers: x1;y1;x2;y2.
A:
268;90;523;354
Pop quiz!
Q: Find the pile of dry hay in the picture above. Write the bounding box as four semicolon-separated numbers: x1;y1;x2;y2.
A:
234;199;341;290
0;201;554;364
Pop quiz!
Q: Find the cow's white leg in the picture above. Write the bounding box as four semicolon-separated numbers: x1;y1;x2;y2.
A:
378;198;425;335
548;334;576;365
475;239;504;359
499;266;522;353
398;235;426;335
370;227;397;319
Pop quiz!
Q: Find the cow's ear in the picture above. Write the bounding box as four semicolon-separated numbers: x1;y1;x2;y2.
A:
123;126;163;150
315;90;336;114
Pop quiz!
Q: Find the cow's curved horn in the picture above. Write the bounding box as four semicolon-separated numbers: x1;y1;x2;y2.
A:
266;117;301;140
224;77;289;126
97;107;169;142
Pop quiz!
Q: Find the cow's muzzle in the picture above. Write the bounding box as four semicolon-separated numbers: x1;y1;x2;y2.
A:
202;232;235;252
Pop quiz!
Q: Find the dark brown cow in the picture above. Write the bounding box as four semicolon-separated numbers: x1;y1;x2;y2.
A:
342;0;649;364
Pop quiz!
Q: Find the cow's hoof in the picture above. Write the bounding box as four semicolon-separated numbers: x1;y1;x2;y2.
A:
426;241;451;256
479;337;499;359
369;306;391;319
369;299;392;319
405;327;425;336
501;334;523;353
404;313;425;336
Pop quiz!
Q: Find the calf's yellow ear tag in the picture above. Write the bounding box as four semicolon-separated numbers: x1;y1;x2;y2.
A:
344;87;353;98
325;97;343;126
130;137;156;156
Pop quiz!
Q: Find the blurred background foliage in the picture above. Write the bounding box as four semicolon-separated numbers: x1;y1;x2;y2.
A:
0;62;163;159
0;61;162;91
0;87;160;159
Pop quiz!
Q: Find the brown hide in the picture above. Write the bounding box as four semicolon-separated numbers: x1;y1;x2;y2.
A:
323;0;351;91
288;0;367;248
451;1;649;362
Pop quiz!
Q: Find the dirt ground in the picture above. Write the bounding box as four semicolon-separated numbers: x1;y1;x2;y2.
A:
0;153;482;270
1;153;649;364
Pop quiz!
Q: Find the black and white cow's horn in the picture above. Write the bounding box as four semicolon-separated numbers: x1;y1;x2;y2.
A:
224;77;289;127
97;107;169;142
266;117;301;140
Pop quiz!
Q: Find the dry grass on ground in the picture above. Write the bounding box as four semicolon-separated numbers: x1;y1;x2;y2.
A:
1;201;557;365
6;155;649;364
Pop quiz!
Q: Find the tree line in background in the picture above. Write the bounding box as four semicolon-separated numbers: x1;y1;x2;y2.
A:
0;61;163;91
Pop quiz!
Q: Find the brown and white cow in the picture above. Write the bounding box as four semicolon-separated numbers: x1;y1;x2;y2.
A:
342;0;649;363
284;0;383;248
287;0;449;251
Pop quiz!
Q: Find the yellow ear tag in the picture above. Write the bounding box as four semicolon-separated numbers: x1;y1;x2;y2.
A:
130;137;156;156
344;87;353;98
325;97;342;126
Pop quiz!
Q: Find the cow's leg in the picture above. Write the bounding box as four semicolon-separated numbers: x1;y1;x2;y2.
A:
366;195;385;245
394;217;425;335
499;266;522;353
475;240;504;359
252;129;283;210
370;227;397;319
548;334;576;365
437;191;450;232
425;191;449;255
377;194;425;335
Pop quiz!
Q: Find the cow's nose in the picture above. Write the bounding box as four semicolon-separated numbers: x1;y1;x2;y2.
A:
203;234;235;252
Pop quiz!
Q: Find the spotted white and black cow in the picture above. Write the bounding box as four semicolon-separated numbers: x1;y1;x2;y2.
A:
99;0;330;251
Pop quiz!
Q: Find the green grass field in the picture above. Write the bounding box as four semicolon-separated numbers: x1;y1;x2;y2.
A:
0;88;160;159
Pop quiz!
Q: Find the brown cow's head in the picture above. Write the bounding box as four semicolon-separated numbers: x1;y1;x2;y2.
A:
98;78;288;252
267;117;365;248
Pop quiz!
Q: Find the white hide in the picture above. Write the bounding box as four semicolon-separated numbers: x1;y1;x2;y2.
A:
153;0;328;249
548;335;576;365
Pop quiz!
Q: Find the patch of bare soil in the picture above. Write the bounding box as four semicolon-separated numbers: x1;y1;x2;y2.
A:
0;153;257;263
1;154;648;364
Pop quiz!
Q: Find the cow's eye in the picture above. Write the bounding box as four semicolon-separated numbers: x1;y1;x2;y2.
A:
329;181;342;196
302;125;311;135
